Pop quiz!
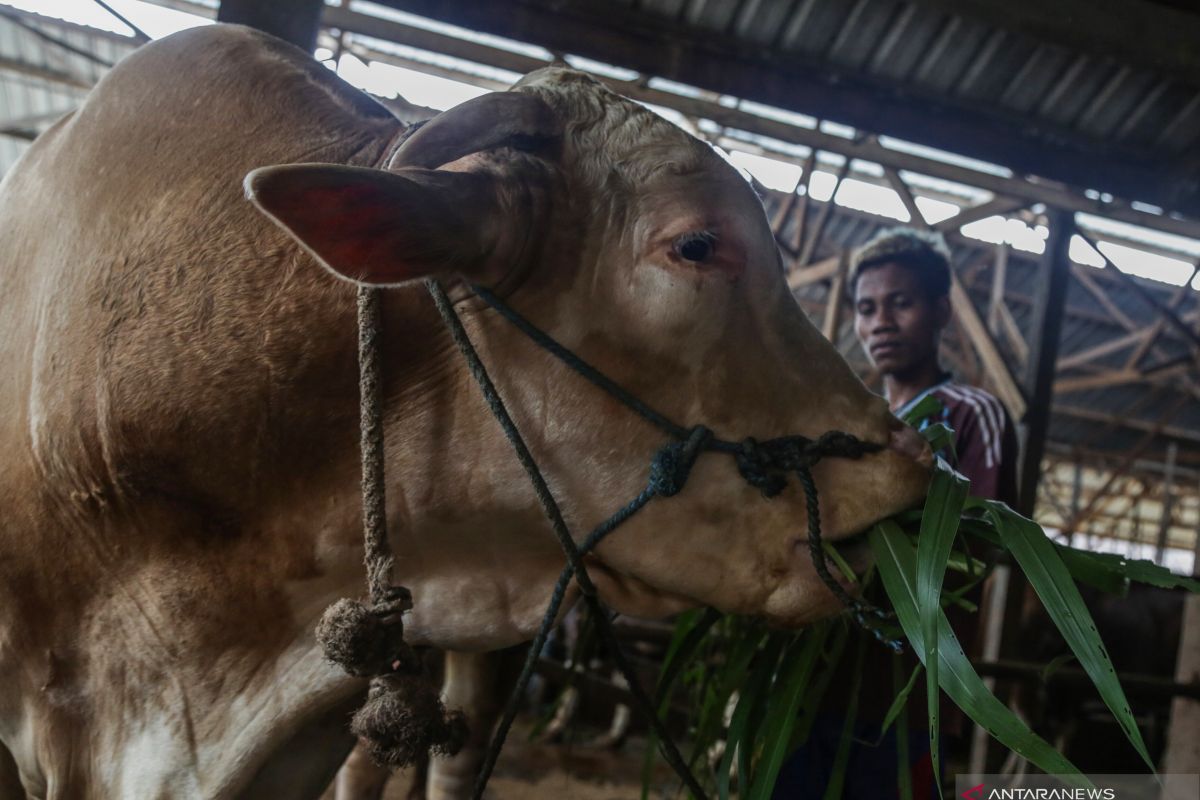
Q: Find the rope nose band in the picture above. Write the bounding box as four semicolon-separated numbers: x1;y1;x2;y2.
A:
320;279;905;800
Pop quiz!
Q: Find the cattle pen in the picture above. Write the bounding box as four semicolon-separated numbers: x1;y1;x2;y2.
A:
1;2;1198;799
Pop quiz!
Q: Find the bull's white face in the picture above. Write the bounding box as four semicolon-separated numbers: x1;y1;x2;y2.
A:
248;68;930;641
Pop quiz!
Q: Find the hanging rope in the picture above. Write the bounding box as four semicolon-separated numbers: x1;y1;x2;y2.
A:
314;286;466;769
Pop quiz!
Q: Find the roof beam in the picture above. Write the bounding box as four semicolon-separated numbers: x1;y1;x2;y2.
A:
374;0;1200;220
1054;403;1200;448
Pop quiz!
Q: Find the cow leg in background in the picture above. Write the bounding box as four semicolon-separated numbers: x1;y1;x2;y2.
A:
427;651;505;800
333;739;395;800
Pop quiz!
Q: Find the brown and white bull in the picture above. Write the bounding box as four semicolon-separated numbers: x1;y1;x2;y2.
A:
0;25;929;799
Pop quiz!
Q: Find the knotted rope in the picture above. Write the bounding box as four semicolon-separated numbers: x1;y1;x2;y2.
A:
316;279;903;800
314;287;466;769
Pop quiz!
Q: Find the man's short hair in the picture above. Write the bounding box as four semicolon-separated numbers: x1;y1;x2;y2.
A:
849;227;952;299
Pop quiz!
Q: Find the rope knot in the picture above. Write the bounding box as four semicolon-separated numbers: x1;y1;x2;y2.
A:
735;436;798;497
352;672;469;768
647;426;712;497
315;590;414;678
735;432;883;497
812;430;884;460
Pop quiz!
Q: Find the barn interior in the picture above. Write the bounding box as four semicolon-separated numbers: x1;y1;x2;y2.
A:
2;1;1198;797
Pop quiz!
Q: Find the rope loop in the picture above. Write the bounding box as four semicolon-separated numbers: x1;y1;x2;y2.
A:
648;425;712;497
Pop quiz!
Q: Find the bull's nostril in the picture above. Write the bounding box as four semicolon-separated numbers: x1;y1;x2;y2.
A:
889;424;932;467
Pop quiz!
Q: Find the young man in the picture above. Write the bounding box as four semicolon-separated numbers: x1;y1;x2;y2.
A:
851;227;1017;504
773;228;1017;799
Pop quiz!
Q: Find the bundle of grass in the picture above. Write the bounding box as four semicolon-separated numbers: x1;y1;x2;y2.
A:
644;397;1199;799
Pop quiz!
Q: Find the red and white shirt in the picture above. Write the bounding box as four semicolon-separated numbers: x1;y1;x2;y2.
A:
897;379;1019;505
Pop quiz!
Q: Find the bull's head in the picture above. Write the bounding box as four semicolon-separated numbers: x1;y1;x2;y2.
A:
246;69;930;649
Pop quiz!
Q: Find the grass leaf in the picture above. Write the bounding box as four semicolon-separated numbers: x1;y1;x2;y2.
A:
719;636;783;800
901;394;944;426
869;520;1090;788
981;501;1156;773
876;661;923;742
746;625;829;800
916;460;969;795
655;607;721;706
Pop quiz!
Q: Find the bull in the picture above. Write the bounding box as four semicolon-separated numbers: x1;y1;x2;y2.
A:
0;25;929;799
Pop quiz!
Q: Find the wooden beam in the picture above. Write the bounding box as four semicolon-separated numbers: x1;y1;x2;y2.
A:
821;253;849;342
322;5;1200;241
1075;390;1163;453
1126;262;1200;369
797;159;849;266
0;55;93;90
1066;397;1188;530
1045;440;1200;479
790;152;816;256
769;186;799;240
786;255;840;290
988;243;1008;337
996;302;1028;368
1057;328;1150;372
1154;442;1179;565
949;274;1027;420
1077;230;1200;352
1054;361;1194;394
218;0;324;51
934;196;1028;234
1070;262;1138;333
373;0;1200;219
882;165;924;226
1017;208;1073;516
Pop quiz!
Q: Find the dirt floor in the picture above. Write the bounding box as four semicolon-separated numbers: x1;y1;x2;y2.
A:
324;722;675;800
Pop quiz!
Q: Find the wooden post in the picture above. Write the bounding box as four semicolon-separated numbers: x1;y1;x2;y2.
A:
1163;497;1200;776
1155;442;1179;565
1066;457;1083;547
822;252;849;342
988;242;1008;336
1017;208;1073;517
992;209;1073;751
217;0;325;52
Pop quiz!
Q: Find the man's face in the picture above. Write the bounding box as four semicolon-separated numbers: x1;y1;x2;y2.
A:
853;261;949;377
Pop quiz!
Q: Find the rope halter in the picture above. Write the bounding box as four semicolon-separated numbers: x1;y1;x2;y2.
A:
316;278;903;800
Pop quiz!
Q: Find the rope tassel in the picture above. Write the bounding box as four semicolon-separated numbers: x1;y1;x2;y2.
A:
314;287;466;770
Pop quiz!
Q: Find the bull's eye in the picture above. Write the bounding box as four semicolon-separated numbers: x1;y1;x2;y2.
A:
673;231;717;263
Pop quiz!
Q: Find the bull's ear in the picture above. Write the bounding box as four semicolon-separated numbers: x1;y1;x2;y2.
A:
244;164;502;286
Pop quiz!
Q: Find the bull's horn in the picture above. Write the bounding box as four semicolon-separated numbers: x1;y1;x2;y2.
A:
389;92;560;169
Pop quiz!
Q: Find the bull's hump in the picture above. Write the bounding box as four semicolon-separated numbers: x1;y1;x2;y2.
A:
134;24;395;125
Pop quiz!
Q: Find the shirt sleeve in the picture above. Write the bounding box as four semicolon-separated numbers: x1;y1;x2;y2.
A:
946;389;1019;506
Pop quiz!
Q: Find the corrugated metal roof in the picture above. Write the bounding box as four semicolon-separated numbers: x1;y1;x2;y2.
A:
631;0;1199;162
